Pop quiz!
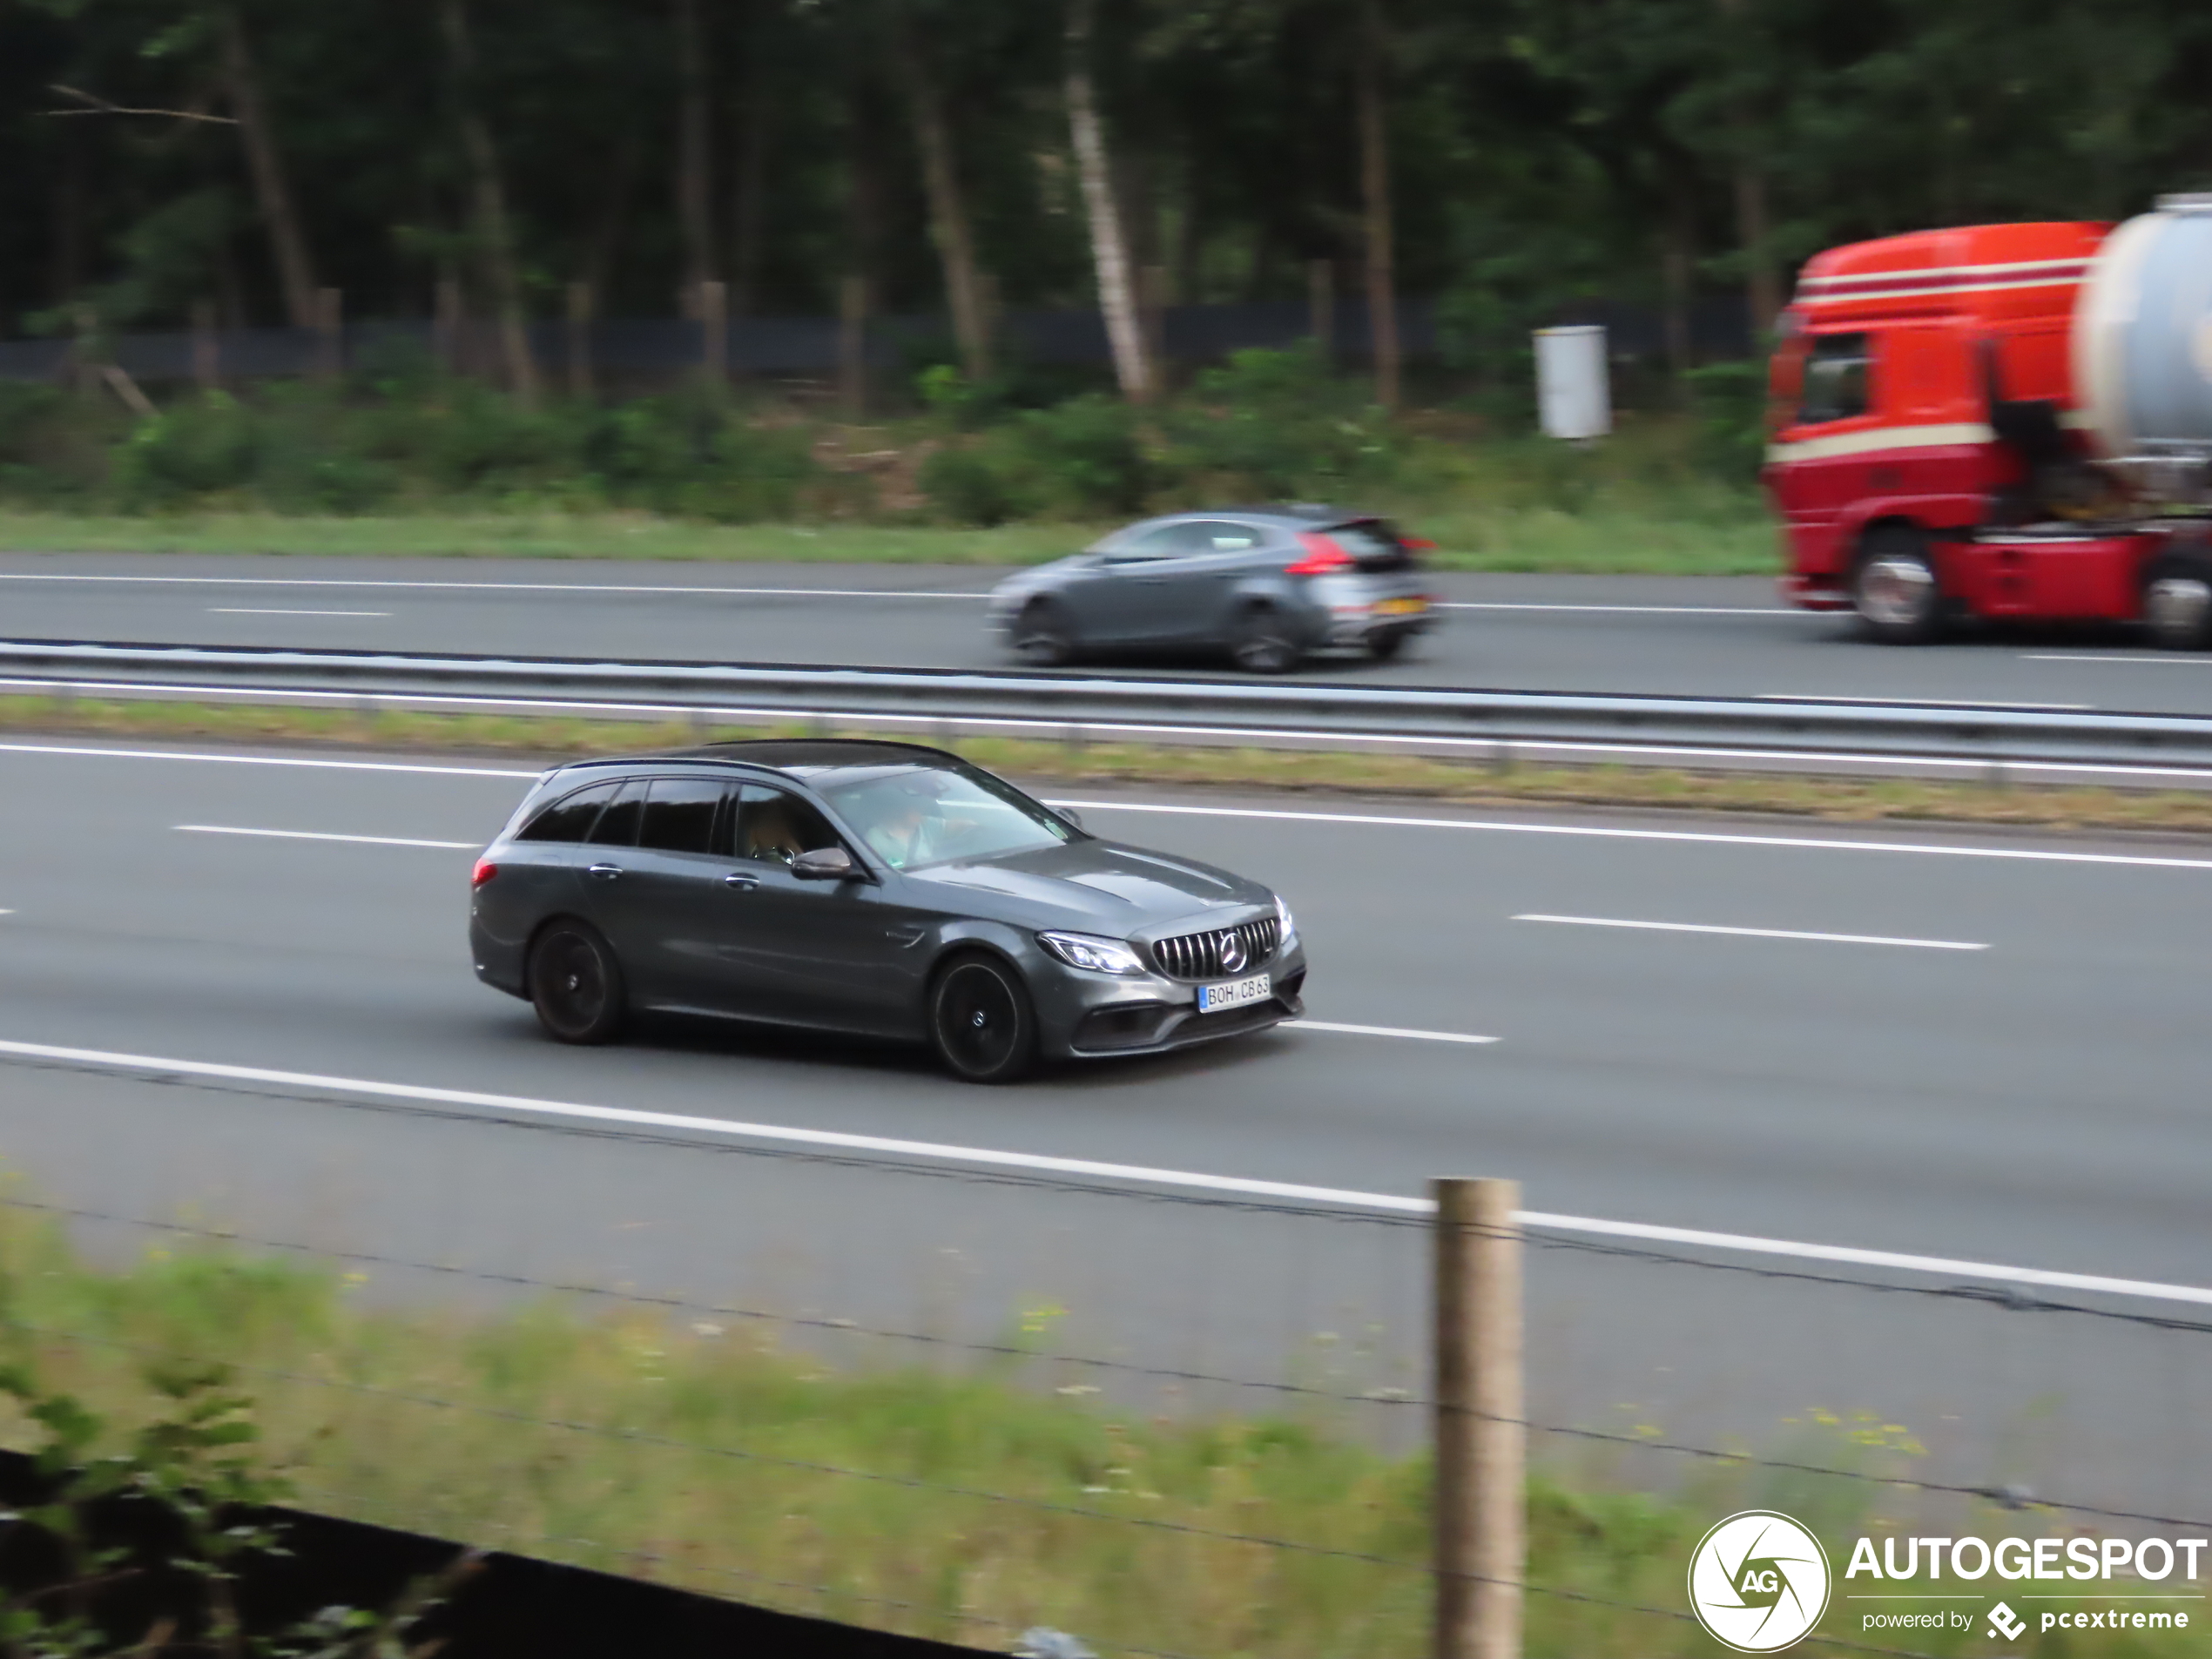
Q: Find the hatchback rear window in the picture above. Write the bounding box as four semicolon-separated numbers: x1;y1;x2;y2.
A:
1327;521;1402;558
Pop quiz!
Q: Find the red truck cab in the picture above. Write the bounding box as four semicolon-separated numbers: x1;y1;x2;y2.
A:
1766;221;2182;641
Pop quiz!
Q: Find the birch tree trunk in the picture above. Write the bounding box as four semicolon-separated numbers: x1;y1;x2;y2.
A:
894;16;992;381
1064;0;1150;403
674;0;716;290
438;0;538;403
1354;0;1399;411
219;6;319;330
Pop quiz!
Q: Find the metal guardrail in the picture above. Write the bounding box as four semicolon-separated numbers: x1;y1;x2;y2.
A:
7;637;2212;772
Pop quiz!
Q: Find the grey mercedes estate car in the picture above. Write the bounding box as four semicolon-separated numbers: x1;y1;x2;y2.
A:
987;505;1436;673
469;739;1306;1082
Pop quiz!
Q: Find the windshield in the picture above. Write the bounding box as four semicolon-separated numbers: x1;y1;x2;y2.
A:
819;761;1077;872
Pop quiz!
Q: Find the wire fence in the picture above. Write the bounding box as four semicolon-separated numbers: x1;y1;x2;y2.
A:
0;1042;2202;1657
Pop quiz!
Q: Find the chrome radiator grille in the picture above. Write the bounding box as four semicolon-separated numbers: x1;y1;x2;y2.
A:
1150;916;1280;981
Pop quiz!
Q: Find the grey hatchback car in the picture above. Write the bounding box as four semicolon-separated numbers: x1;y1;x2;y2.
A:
469;739;1306;1082
987;505;1436;673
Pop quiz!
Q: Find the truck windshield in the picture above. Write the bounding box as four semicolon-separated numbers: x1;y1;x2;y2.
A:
1798;334;1872;425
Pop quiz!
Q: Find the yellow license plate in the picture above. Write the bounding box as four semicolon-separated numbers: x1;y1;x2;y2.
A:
1377;597;1427;616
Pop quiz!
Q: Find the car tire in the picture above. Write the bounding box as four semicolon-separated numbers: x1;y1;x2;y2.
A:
927;952;1038;1083
2141;554;2212;650
1228;604;1303;674
1367;630;1409;664
1012;599;1078;668
1850;527;1944;644
528;920;627;1045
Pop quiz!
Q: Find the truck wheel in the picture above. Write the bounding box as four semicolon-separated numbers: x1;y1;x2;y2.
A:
2142;556;2212;651
1850;529;1944;644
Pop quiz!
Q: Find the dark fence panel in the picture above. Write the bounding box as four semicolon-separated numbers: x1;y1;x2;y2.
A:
0;294;1750;388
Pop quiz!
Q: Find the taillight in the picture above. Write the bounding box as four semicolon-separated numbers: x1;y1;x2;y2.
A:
1287;532;1354;575
1403;536;1437;551
471;858;498;887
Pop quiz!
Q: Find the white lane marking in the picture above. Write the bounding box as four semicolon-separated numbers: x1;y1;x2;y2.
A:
177;825;476;850
0;741;536;779
2023;654;2209;665
1514;914;1989;951
0;1035;2205;1307
0;572;986;600
1438;602;1791;616
1758;693;2093;711
208;607;392;617
12;676;2212;786
1055;799;2212;870
1291;1019;1500;1044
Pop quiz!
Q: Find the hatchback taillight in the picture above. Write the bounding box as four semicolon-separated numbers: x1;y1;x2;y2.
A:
1287;532;1354;575
471;858;498;887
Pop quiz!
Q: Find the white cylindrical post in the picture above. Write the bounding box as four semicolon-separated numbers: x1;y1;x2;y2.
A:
1534;324;1611;441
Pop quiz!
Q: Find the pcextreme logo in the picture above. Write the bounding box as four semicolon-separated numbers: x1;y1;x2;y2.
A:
1689;1511;1834;1652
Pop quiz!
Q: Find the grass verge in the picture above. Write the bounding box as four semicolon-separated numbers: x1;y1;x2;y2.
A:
0;1205;2176;1659
0;507;1777;575
10;692;2212;838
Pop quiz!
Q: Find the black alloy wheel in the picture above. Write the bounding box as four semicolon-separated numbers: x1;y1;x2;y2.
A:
2141;554;2212;651
528;921;627;1044
1228;604;1302;674
928;953;1038;1083
1850;526;1944;644
1013;599;1078;668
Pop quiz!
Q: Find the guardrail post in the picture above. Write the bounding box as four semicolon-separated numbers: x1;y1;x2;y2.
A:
1433;1177;1523;1659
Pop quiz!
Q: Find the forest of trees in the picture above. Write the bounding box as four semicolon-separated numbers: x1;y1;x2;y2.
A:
5;0;2212;407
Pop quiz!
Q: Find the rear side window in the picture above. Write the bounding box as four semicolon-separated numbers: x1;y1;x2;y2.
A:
515;781;618;843
731;786;846;867
586;779;645;846
1798;334;1872;424
637;777;726;854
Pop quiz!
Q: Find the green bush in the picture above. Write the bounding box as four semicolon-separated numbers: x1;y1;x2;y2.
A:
113;391;261;504
1171;344;1395;499
920;442;1027;527
1685;361;1769;483
1006;392;1154;516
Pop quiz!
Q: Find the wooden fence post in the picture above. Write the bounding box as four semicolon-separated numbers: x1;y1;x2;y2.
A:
191;300;220;393
839;274;870;418
314;286;343;380
435;277;463;377
564;280;595;400
698;278;728;388
1310;258;1336;364
1433;1177;1524;1659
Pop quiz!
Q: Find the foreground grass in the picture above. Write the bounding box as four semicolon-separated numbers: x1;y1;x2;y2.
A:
0;1209;2179;1659
10;692;2212;838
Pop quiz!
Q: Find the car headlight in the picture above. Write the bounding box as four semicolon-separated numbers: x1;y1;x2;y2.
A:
1037;931;1148;974
1274;894;1297;948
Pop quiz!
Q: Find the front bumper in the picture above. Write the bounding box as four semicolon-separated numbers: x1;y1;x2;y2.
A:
1031;941;1310;1060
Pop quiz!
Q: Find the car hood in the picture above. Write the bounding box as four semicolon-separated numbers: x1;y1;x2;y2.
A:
900;838;1271;934
988;554;1089;597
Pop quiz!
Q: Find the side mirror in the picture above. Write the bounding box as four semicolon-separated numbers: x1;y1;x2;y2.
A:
792;846;860;881
1055;806;1084;832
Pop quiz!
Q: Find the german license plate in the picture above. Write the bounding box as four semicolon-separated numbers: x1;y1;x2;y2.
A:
1197;973;1271;1012
1377;597;1427;616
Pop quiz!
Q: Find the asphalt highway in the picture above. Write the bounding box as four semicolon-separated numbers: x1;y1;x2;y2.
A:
9;551;2212;713
0;734;2205;1515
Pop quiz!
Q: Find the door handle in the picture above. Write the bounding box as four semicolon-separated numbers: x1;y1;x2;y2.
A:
586;863;624;881
722;873;760;892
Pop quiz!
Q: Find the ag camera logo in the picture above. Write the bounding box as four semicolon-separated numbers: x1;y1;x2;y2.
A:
1689;1511;1832;1651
